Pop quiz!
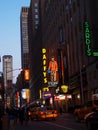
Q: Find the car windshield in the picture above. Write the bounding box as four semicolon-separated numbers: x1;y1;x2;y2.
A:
82;100;98;107
85;101;92;106
93;100;98;105
40;107;47;111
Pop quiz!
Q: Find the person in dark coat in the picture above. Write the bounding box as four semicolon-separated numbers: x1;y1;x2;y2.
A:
24;105;29;126
59;107;63;115
19;108;24;125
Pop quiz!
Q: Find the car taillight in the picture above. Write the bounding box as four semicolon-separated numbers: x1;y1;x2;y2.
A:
54;110;57;113
40;111;44;114
28;111;31;115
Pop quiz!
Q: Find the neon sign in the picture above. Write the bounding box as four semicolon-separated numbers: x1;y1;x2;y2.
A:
42;48;48;84
84;21;92;56
84;21;98;56
42;91;51;99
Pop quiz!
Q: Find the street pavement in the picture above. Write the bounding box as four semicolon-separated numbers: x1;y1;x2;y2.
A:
8;113;87;130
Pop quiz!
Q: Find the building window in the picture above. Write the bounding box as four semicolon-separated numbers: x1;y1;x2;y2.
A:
77;0;80;7
34;8;38;13
35;14;39;19
73;2;76;12
35;26;38;29
93;70;96;79
58;26;64;44
34;3;38;7
35;20;39;25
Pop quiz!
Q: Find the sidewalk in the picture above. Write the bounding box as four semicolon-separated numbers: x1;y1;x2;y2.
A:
9;119;30;130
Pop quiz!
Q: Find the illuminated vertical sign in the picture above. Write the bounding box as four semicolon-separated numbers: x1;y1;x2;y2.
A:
84;21;98;56
21;89;30;103
84;21;92;56
24;69;30;80
26;89;30;103
42;48;48;84
16;92;20;108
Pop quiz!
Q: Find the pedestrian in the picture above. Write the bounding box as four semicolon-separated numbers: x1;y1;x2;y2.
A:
8;108;16;130
24;105;29;126
59;107;63;115
19;108;24;125
0;105;3;130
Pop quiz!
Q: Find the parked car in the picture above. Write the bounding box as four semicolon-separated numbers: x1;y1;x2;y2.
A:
74;100;98;122
84;109;98;130
29;105;58;120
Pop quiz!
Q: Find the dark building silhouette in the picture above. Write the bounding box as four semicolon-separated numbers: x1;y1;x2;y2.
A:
20;0;98;106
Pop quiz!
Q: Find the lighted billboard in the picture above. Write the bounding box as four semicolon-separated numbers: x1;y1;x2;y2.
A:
48;56;58;82
21;89;30;103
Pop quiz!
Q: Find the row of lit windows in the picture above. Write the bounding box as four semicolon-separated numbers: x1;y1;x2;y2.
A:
34;2;39;29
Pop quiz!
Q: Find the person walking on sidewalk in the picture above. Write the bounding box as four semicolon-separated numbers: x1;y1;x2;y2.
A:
24;104;29;126
19;108;24;125
59;107;63;115
8;108;16;130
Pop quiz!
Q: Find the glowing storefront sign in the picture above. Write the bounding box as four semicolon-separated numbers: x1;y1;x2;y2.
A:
61;85;68;93
21;89;30;103
54;94;72;101
42;87;49;92
42;48;48;84
21;89;26;99
42;91;51;99
93;52;98;56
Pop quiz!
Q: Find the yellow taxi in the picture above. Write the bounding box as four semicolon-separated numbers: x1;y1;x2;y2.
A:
74;100;98;122
29;105;58;120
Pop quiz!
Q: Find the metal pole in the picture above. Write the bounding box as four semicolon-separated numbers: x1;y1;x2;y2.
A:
78;46;84;105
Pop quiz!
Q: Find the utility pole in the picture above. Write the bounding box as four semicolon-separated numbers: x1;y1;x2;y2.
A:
78;42;84;105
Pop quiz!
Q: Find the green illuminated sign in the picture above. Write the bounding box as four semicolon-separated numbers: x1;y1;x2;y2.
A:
93;52;98;56
84;21;98;56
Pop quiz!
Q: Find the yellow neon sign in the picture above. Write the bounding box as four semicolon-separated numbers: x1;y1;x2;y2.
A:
42;48;47;84
42;48;46;53
43;54;46;59
42;87;49;92
43;66;47;71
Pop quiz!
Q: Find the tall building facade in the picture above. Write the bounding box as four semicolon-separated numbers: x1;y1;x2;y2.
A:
30;0;40;33
20;7;29;69
20;0;42;102
28;0;43;101
64;0;98;104
21;0;98;106
0;72;4;104
41;0;98;105
2;55;13;107
3;55;13;88
20;7;30;95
